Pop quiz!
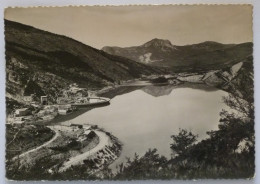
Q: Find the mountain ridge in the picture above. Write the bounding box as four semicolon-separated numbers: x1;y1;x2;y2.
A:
5;19;161;103
102;38;252;71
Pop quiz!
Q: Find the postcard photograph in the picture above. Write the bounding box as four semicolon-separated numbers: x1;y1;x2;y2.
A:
4;5;254;180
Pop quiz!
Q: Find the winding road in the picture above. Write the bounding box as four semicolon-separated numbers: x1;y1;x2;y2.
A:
59;130;110;172
11;126;111;173
12;127;60;160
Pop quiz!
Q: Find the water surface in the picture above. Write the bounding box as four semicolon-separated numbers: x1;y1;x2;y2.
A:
69;85;228;170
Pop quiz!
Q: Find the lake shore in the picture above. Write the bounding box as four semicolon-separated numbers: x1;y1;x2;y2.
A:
6;78;235;179
23;79;224;174
8;123;122;177
63;82;227;173
46;80;219;127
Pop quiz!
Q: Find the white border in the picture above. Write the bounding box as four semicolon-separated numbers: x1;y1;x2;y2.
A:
0;1;258;184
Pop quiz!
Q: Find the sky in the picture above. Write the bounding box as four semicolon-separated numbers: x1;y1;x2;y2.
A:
5;5;253;49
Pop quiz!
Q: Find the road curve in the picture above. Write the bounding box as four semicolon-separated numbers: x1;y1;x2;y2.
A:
59;130;109;172
13;126;59;160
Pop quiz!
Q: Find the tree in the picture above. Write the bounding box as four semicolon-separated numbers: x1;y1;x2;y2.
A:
207;92;254;156
170;129;198;156
114;149;168;180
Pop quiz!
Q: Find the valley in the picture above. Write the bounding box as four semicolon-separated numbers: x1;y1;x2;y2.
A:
4;19;254;180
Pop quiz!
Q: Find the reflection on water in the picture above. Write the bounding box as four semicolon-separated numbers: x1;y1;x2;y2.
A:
142;85;176;97
141;83;221;97
69;84;228;171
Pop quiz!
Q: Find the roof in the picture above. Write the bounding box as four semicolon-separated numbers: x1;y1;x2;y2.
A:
16;108;29;111
24;95;33;97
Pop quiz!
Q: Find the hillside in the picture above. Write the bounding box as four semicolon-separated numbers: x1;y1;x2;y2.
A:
5;20;160;103
102;38;253;72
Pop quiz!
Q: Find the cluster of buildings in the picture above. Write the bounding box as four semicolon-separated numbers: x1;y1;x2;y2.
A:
8;104;58;127
23;94;48;106
8;83;93;127
57;83;89;105
7;94;51;126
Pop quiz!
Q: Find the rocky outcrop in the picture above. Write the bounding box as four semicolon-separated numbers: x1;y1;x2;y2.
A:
188;60;252;100
203;71;226;87
202;61;244;87
163;60;252;101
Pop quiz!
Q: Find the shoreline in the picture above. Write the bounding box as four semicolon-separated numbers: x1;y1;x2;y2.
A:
46;103;110;126
46;81;220;127
9;80;224;168
59;130;111;172
6;77;240;179
10;123;122;175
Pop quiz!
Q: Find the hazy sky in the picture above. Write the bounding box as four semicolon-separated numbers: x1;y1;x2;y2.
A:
5;5;253;49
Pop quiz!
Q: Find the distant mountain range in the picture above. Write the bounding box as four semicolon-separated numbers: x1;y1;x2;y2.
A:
5;19;253;105
5;20;161;103
102;38;253;72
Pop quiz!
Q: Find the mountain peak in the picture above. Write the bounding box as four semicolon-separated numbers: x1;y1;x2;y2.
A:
142;38;174;49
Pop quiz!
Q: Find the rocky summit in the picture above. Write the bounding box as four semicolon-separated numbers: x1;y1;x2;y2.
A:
102;39;252;71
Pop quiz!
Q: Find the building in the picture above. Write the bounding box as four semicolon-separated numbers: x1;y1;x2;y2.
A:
30;101;40;108
15;108;30;117
37;105;57;117
23;94;36;104
13;117;25;127
58;109;69;115
58;104;72;115
69;88;88;97
23;95;33;102
71;124;83;129
57;97;68;105
41;96;48;105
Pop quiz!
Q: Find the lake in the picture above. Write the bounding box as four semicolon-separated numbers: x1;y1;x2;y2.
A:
68;84;228;171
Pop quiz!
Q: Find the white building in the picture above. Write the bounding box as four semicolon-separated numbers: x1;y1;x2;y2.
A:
15;108;30;117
